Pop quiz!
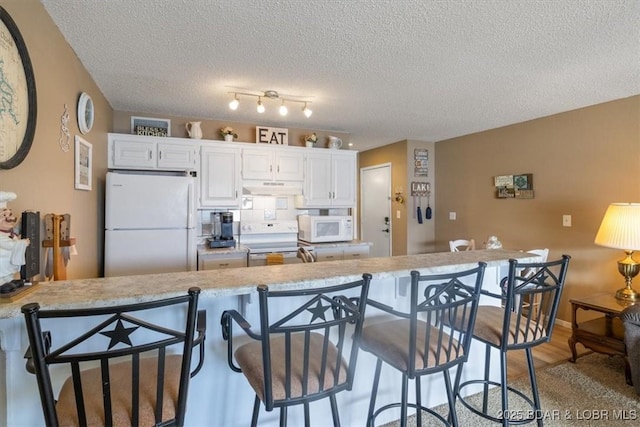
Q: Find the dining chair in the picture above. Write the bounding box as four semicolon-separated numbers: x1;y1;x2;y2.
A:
455;255;571;427
360;263;486;427
221;274;372;426
449;239;476;252
22;287;207;427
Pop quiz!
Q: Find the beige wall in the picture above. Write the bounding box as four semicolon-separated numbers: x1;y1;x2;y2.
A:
435;95;640;322
1;0;112;279
406;140;436;254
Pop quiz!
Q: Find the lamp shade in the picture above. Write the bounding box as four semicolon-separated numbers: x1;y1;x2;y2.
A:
594;203;640;250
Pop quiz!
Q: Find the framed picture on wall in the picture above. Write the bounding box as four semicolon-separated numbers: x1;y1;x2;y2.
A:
74;136;92;191
131;116;171;137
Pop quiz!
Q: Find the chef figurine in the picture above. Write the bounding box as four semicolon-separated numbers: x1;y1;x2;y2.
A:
0;191;30;284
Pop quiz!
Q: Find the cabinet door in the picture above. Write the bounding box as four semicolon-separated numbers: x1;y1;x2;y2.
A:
275;150;304;181
331;153;356;207
158;142;198;170
199;253;247;270
301;151;333;207
314;247;344;262
343;245;370;260
200;145;241;207
242;148;273;180
110;138;155;169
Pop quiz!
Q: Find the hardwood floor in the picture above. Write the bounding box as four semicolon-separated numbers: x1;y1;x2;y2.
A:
507;323;588;380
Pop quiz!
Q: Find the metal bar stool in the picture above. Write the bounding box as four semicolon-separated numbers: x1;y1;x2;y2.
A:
221;274;371;426
360;263;486;426
22;287;207;427
455;255;571;426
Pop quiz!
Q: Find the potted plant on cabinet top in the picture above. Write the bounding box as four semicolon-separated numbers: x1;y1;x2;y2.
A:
304;132;317;148
220;126;238;142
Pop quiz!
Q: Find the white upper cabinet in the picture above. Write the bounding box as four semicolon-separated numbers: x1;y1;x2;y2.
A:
200;144;241;208
296;150;356;208
241;146;304;181
108;134;198;171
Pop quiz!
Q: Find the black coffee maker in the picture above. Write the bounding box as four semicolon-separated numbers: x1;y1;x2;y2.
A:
208;212;236;248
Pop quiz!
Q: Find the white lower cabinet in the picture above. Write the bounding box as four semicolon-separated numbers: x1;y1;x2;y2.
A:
198;252;247;270
314;244;370;262
200;144;241;207
343;244;370;260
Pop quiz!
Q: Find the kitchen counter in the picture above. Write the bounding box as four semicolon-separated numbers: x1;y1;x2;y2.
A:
0;249;540;426
196;243;248;256
299;239;372;248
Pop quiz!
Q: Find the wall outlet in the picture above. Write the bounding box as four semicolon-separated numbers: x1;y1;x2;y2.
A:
449;212;457;220
396;210;401;219
563;215;572;227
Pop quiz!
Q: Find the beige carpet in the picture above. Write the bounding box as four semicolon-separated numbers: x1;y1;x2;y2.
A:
383;353;640;426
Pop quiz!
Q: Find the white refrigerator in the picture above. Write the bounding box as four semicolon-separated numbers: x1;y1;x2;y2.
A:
104;172;197;277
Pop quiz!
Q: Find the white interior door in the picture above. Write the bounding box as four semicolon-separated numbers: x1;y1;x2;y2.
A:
361;164;391;257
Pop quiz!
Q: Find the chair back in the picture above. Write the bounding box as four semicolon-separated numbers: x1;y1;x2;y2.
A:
297;247;316;263
255;275;371;410
501;255;571;350
364;264;485;378
449;239;475;252
22;287;205;427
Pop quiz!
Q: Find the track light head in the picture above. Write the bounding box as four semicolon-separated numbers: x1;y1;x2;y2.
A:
302;103;312;118
257;97;265;113
279;101;288;116
229;93;239;110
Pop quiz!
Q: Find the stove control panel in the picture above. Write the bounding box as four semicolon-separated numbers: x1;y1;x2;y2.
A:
240;220;298;235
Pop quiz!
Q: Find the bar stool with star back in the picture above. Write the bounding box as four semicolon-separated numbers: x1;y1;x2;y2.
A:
221;274;371;426
455;255;570;427
22;287;207;427
360;263;486;427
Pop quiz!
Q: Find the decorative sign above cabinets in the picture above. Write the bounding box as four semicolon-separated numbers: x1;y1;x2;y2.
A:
256;126;288;145
495;173;534;199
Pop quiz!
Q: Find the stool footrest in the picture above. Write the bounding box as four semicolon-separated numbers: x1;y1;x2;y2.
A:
457;379;538;425
370;401;450;426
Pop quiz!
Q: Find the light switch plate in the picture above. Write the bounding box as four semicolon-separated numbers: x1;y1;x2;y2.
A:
563;215;572;227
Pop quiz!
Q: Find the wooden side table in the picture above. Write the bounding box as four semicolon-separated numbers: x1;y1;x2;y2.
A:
568;293;633;384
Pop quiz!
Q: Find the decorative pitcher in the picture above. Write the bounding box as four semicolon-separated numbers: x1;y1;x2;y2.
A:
328;136;343;149
186;121;203;139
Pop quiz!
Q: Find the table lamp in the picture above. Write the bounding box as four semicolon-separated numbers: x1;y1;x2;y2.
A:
594;203;640;302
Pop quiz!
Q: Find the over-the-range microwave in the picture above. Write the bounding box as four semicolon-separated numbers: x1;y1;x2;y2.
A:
298;215;353;243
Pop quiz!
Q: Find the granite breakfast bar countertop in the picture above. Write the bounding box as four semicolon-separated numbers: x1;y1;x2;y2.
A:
0;249;535;319
0;249;541;427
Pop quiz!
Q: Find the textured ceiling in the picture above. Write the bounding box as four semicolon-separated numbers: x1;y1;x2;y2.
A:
41;0;640;151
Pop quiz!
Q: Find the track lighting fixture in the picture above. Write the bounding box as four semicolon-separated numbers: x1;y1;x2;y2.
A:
227;89;313;118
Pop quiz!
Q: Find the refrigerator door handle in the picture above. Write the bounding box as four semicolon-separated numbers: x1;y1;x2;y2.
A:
187;181;195;228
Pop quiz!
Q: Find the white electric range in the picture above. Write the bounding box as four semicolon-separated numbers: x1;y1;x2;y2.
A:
239;220;314;266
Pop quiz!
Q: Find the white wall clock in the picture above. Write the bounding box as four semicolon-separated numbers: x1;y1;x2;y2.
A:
77;92;94;134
